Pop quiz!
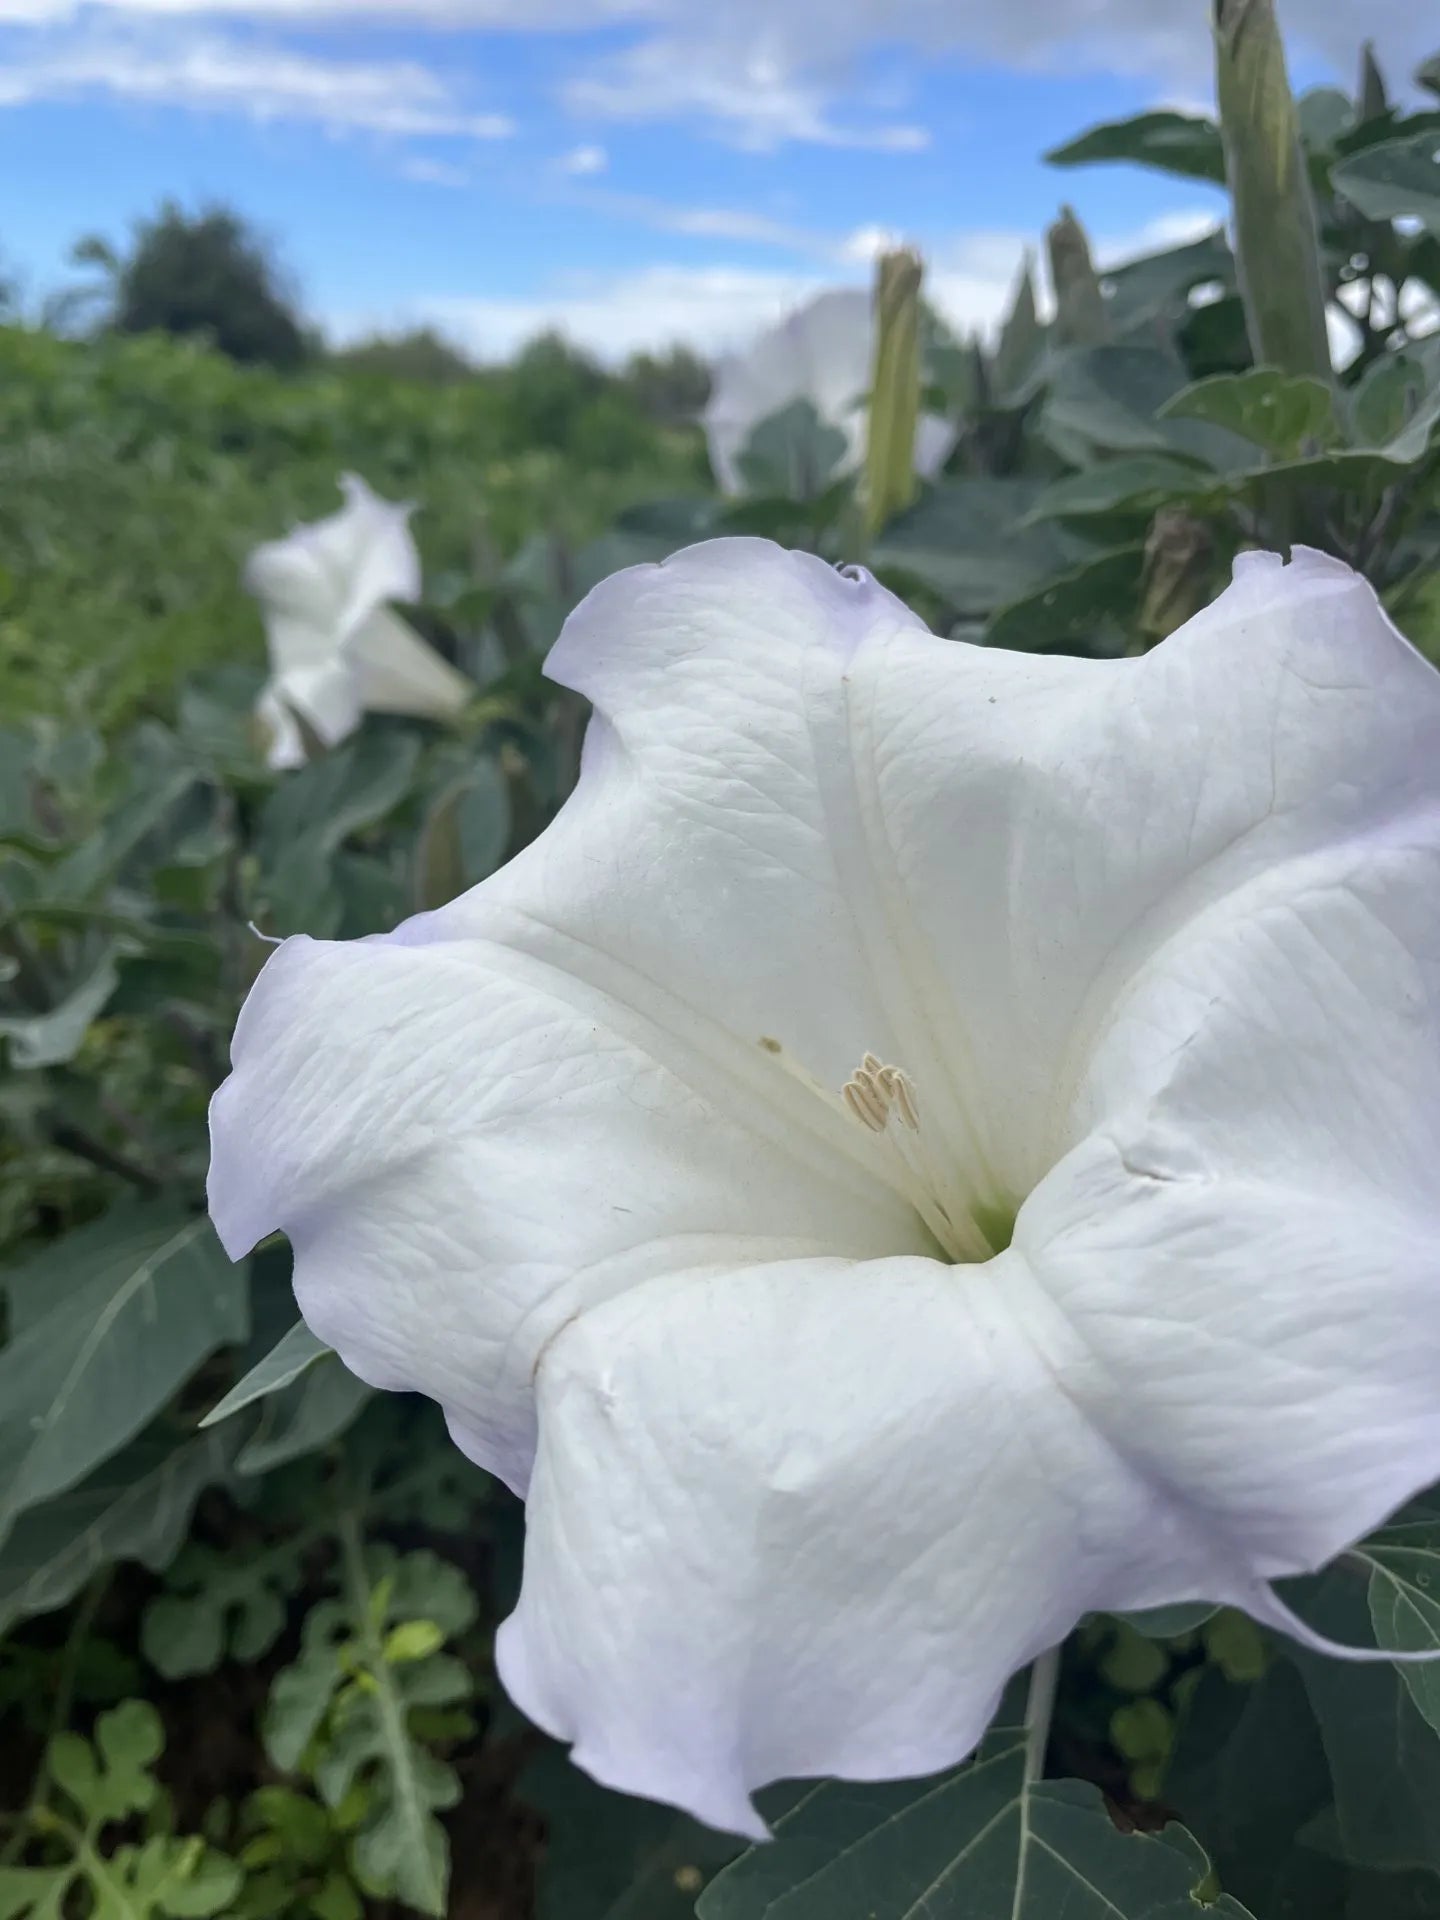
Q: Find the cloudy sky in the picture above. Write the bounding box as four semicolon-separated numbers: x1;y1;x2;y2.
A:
0;1;1417;360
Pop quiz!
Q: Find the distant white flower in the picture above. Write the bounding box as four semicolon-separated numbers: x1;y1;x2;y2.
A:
247;474;471;770
210;539;1440;1837
703;288;954;493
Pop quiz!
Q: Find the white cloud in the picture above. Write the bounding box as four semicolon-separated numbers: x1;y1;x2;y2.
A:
0;0;1430;97
0;29;515;136
331;208;1224;364
398;154;473;186
564;34;929;151
557;141;608;174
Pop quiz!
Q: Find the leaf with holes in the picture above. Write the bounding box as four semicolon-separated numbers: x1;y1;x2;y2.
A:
698;1715;1254;1920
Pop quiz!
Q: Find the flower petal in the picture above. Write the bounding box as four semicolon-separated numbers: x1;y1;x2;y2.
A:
244;475;420;669
345;607;472;719
1013;1127;1440;1587
211;543;960;1492
830;545;1440;1204
704;290;953;493
498;1255;1221;1835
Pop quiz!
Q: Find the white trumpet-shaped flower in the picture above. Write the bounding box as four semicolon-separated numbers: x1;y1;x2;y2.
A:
704;289;955;494
209;538;1440;1837
247;473;471;770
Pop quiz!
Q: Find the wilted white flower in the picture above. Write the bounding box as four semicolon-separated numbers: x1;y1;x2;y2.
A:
210;539;1440;1836
247;473;471;770
704;289;954;493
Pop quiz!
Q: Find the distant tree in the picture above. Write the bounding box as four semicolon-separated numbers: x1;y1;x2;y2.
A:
329;327;478;384
621;344;712;422
71;203;310;369
501;330;612;447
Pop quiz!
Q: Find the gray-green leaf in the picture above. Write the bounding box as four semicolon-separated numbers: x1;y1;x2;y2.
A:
0;1210;247;1548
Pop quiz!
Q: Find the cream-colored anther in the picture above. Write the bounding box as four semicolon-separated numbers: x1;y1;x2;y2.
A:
839;1053;992;1264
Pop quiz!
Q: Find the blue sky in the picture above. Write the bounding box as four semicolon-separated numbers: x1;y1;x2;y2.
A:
0;1;1413;360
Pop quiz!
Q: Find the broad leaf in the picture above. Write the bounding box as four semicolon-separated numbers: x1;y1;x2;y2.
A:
1280;1563;1440;1878
201;1319;330;1428
736;400;850;502
1159;369;1340;460
984;547;1144;654
0;1208;248;1546
1039;344;1250;471
1046;111;1228;186
698;1719;1253;1920
872;479;1086;615
522;1746;741;1920
1099;229;1234;338
0;1429;235;1635
236;1355;372;1476
1164;1663;1344;1919
1353;1490;1440;1733
0;954;118;1068
1023;454;1214;524
1333;132;1440;233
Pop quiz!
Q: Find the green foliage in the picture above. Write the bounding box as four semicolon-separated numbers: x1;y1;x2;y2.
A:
0;1702;239;1918
0;322;705;728
80;203;309;370
263;1536;478;1916
700;1711;1251;1920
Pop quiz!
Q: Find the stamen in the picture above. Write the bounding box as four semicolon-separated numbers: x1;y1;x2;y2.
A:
839;1052;995;1264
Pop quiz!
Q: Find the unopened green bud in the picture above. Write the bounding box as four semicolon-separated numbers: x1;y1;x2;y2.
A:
1358;40;1388;123
1213;0;1332;381
863;246;925;536
1046;206;1110;347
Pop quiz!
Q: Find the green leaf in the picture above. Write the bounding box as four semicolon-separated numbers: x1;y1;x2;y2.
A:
201;1319;330;1428
522;1746;742;1920
141;1537;306;1678
1354;1491;1440;1733
736;400;850;501
0;1428;236;1636
1160;368;1340;459
1039;344;1250;470
872;479;1086;616
1280;1562;1440;1878
413;758;511;911
1333;132;1440;232
254;732;421;937
1164;1661;1343;1918
235;1356;372;1476
1023;454;1214;524
1045;110;1227;185
0;954;119;1068
0;1209;248;1547
984;547;1144;653
43;726;197;902
50;1699;163;1824
698;1719;1253;1920
1098;229;1234;338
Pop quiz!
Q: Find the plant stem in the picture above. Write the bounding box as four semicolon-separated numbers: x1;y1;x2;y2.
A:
0;1572;110;1865
1023;1644;1061;1788
335;1506;444;1916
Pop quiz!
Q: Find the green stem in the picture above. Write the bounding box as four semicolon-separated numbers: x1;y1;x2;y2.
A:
0;1572;109;1864
1023;1644;1061;1788
335;1507;443;1915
